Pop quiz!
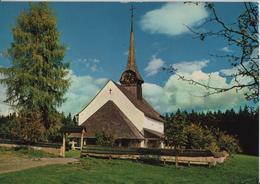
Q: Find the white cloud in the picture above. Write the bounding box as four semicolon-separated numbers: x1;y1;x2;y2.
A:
59;70;108;115
219;55;259;78
172;60;209;74
220;60;252;77
220;46;232;52
90;64;98;72
219;62;255;89
143;69;248;113
219;67;238;76
92;58;100;63
144;56;165;76
72;58;102;72
140;3;208;36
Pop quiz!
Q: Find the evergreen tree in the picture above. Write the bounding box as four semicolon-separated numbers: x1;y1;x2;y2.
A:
61;113;77;127
0;3;70;141
72;115;78;126
165;111;187;149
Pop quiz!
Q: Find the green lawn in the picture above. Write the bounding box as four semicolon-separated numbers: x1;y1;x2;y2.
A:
0;150;258;184
65;149;81;158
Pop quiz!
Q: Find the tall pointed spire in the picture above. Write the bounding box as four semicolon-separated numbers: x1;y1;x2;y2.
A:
127;5;135;71
125;5;143;82
119;5;143;100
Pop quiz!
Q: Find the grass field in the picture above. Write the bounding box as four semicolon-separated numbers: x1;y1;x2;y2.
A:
0;149;258;184
0;146;56;158
65;149;81;158
0;147;78;174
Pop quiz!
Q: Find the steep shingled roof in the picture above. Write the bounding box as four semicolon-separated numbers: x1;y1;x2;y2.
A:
81;100;144;139
114;82;164;122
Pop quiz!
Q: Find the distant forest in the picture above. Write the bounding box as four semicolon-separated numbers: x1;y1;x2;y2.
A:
165;106;258;155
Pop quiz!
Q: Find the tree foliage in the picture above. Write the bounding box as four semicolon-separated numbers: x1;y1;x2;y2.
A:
0;113;16;138
95;131;115;147
214;129;241;153
164;108;245;153
0;3;70;141
187;106;258;155
165;106;257;155
0;112;75;143
10;111;45;142
62;113;78;127
165;110;187;149
184;123;219;152
166;2;258;102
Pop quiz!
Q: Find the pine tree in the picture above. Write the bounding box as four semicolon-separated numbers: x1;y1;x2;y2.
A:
0;3;70;141
165;112;188;149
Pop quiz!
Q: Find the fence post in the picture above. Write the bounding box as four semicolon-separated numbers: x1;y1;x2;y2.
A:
80;130;84;151
62;133;66;157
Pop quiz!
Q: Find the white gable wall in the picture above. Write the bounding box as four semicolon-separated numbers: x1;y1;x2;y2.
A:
78;80;145;131
143;116;164;133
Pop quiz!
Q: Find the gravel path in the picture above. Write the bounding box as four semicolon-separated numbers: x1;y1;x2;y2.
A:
0;156;79;174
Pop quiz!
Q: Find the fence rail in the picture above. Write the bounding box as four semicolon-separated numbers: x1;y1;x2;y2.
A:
0;138;61;148
81;146;214;157
80;146;223;166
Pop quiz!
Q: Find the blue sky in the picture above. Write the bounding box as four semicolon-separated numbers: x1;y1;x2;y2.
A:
0;2;253;115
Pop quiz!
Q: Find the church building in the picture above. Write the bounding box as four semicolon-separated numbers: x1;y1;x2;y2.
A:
75;10;165;148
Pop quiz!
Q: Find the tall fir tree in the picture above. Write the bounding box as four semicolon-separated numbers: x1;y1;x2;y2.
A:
0;3;70;141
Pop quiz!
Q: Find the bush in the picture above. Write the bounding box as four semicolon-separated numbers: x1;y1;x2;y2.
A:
217;131;241;154
184;124;219;152
95;131;115;147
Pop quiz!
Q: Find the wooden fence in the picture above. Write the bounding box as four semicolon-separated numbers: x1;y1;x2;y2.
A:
81;146;228;166
0;138;62;156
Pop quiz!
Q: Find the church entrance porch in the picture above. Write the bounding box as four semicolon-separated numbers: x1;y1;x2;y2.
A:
60;126;86;157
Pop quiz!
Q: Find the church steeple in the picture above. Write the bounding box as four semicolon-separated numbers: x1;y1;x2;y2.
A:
120;5;143;100
125;5;143;82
